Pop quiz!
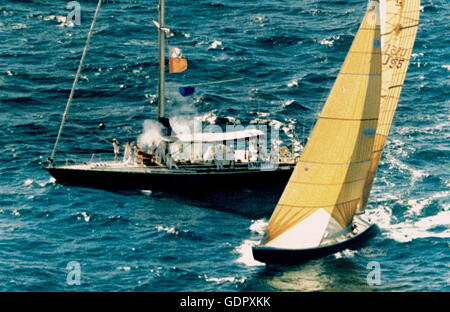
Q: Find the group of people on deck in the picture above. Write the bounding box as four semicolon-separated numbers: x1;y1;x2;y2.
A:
111;138;178;169
112;139;135;163
112;138;285;169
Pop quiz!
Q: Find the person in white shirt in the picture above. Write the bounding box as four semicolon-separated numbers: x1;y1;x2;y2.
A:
112;138;120;161
123;142;132;163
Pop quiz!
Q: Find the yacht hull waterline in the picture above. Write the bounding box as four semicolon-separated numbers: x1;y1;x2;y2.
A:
252;217;379;265
46;162;295;192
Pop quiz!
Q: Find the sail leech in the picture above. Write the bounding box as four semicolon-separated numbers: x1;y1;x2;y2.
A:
359;0;421;210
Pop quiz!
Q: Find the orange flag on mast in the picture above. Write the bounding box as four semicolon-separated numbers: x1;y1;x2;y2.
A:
169;47;188;73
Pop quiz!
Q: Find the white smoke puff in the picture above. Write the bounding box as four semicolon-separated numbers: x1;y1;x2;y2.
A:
137;120;163;148
170;116;197;137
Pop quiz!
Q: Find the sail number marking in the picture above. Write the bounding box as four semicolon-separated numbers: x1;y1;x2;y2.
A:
382;43;407;69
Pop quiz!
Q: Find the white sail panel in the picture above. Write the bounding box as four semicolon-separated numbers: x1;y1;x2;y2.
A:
265;209;331;249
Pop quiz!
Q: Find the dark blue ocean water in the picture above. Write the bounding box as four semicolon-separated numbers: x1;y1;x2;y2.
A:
0;0;448;291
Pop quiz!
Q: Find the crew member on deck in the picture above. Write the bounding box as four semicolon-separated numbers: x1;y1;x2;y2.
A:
132;144;141;164
214;144;226;170
203;145;216;163
112;138;120;161
123;142;132;163
135;144;162;167
226;144;236;168
155;141;167;165
166;153;178;170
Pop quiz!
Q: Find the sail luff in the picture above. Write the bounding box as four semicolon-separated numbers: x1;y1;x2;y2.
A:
359;0;421;210
263;1;382;249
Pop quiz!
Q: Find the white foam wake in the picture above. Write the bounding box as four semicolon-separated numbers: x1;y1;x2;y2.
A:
406;191;450;218
367;202;450;243
23;177;56;187
203;275;246;284
334;249;358;259
234;239;265;267
249;219;267;235
383;211;450;243
235;219;268;267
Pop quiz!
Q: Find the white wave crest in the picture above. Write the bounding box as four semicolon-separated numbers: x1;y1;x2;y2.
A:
334;249;358;259
38;177;56;187
287;79;298;87
406;191;450;218
42;15;74;28
385;153;428;184
384;211;450;243
203;275;246;284
208;40;223;50
234;239;264;267
78;212;91;223
319;35;340;47
249;219;267;235
282;99;296;107
156;225;178;234
156;225;189;236
11;23;27;30
367;204;450;243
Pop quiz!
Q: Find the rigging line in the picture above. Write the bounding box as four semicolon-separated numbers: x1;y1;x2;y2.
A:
380;23;419;36
49;0;103;163
69;123;119;145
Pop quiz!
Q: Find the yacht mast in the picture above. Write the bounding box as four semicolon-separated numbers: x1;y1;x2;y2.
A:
157;0;166;120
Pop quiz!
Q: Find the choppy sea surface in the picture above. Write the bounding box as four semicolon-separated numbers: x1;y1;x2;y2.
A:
0;0;448;291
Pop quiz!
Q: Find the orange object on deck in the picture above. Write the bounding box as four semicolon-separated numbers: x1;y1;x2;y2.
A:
169;58;188;73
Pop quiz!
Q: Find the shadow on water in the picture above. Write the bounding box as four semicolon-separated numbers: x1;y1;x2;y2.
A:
165;187;283;219
53;180;282;219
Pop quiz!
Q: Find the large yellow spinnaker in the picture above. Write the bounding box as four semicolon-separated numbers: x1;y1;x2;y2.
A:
359;0;421;209
262;1;382;249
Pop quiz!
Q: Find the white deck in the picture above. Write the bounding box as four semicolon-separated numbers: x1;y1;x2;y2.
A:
50;160;295;175
52;161;186;173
